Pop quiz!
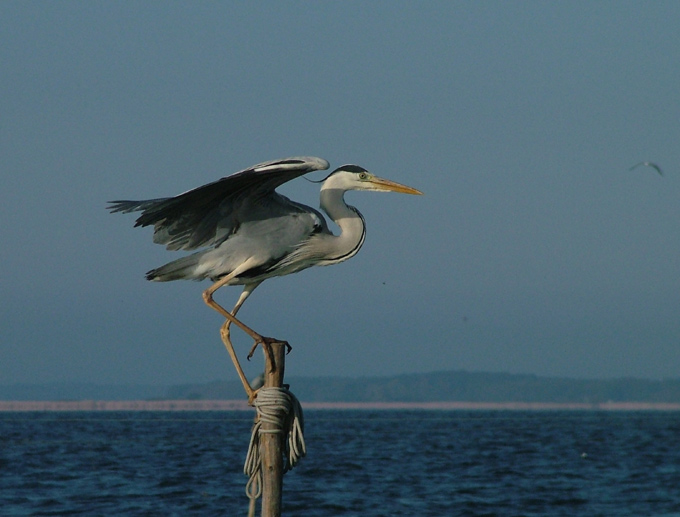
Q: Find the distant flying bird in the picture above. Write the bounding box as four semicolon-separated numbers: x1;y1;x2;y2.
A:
629;161;664;176
108;156;422;401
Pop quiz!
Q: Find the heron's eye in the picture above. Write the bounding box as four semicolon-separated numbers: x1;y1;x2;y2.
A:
358;172;368;180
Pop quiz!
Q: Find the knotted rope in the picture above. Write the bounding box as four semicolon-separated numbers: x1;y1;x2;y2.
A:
244;386;306;509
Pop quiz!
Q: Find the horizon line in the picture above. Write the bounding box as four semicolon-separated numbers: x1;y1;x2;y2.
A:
2;400;680;412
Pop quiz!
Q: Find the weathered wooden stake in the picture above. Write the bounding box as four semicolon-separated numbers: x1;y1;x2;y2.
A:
260;343;286;517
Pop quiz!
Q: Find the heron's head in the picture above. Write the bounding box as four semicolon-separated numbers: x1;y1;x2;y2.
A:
321;165;423;195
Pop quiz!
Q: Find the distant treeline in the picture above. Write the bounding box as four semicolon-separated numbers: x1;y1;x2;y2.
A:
3;371;680;402
167;371;680;404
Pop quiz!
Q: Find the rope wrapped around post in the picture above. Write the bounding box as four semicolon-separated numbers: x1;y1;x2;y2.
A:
244;386;306;506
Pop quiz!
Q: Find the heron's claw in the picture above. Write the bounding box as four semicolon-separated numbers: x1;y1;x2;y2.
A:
247;336;291;361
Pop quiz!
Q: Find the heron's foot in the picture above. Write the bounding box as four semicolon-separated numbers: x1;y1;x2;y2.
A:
247;336;292;362
247;387;260;406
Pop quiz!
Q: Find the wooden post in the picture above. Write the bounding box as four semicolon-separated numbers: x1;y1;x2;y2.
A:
260;342;286;517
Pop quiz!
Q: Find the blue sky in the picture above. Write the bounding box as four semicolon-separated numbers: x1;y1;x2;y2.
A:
2;2;679;387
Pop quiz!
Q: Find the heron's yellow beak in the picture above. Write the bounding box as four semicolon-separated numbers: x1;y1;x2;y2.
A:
369;176;423;195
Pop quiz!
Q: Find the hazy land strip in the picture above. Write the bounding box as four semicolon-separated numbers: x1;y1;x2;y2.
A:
2;400;680;411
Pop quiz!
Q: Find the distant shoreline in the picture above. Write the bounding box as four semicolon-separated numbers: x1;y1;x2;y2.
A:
2;400;680;412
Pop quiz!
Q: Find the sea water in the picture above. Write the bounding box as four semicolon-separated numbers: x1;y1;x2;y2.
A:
1;410;680;516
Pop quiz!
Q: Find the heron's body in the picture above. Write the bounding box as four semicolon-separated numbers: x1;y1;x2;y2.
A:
143;178;366;287
147;194;334;284
109;156;421;401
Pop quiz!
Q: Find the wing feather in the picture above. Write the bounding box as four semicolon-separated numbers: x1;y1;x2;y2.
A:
107;156;329;251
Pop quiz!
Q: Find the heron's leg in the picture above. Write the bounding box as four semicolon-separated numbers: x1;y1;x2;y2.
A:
220;282;261;342
218;282;281;370
202;272;265;342
202;270;287;403
218;283;273;402
202;275;263;402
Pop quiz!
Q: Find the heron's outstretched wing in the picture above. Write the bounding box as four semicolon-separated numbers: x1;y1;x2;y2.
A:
107;156;329;251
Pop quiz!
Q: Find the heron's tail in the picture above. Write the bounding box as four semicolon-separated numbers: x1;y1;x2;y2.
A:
146;253;204;282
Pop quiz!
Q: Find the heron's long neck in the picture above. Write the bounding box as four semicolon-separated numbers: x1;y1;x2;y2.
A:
318;187;366;265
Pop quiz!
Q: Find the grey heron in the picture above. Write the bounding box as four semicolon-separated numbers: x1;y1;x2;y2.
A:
108;156;422;401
